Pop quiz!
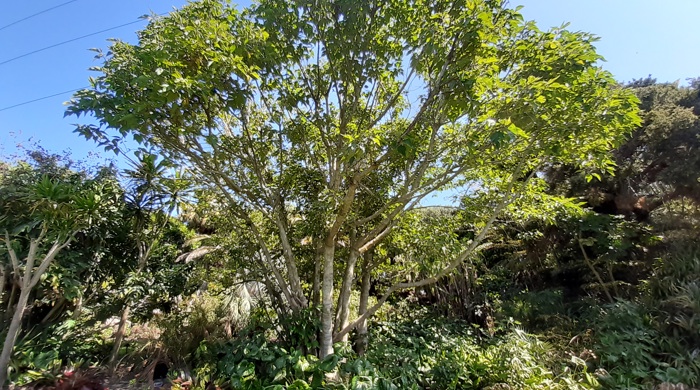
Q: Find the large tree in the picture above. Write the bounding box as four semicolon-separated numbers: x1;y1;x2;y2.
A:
68;0;639;356
546;77;700;221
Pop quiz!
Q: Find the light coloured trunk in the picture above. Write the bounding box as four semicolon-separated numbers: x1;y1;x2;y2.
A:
0;232;73;385
108;242;150;375
312;238;322;308
0;287;30;386
275;215;307;309
108;305;131;376
578;233;614;302
312;259;321;309
319;243;335;358
355;249;373;355
335;249;360;342
0;266;6;309
71;294;83;321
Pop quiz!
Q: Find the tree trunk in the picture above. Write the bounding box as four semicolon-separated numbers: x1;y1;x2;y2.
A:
319;243;335;358
578;233;614;302
5;283;17;323
312;239;322;309
109;246;147;376
0;233;72;385
335;249;359;342
0;288;30;386
0;266;6;310
354;249;373;355
71;294;83;321
41;297;65;324
108;305;131;376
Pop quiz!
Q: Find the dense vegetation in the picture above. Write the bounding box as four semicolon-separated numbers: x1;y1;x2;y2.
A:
1;0;698;389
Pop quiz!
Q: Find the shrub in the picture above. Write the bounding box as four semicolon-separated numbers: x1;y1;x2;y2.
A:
8;317;109;386
364;308;597;389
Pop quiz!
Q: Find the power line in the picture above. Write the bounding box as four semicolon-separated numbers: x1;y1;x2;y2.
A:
0;86;87;112
0;0;80;32
0;16;153;66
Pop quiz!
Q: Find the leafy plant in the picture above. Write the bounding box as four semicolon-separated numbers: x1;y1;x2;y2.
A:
364;308;596;389
8;318;109;386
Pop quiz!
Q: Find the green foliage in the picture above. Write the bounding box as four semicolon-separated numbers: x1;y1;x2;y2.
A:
498;290;599;334
159;293;234;365
159;285;263;365
363;309;596;389
646;246;700;347
595;247;700;388
192;331;339;389
546;79;700;222
8;1;698;388
277;307;321;355
595;301;661;388
0;154;119;234
67;0;640;357
184;307;598;389
8;318;110;386
594;299;699;388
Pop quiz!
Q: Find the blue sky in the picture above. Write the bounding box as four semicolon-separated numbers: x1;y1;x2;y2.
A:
1;0;698;165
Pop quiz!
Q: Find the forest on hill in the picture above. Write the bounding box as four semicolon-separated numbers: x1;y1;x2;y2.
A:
1;0;699;389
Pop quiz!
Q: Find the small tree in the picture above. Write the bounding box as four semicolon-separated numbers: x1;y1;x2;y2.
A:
68;0;640;356
0;156;118;385
106;153;189;374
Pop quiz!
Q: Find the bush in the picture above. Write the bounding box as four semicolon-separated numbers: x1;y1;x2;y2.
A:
645;246;700;348
595;299;700;388
364;308;597;389
8;317;110;386
191;331;341;389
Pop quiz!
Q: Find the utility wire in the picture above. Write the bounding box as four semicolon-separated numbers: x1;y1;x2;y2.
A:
0;16;154;66
0;86;87;112
0;0;80;32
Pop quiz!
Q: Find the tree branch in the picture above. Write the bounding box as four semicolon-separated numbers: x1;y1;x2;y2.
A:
3;232;20;276
29;233;75;289
334;157;539;342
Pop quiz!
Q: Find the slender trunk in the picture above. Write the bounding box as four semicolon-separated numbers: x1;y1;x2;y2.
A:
0;288;30;386
355;249;373;355
108;305;131;376
197;280;209;296
261;276;285;317
335;249;359;341
71;294;83;321
0;232;70;385
607;263;620;297
275;216;307;309
41;297;65;324
5;283;17;322
0;266;6;310
319;243;335;358
109;244;148;376
578;233;614;302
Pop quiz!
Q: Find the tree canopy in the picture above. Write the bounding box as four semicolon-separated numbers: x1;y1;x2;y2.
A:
67;0;640;357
